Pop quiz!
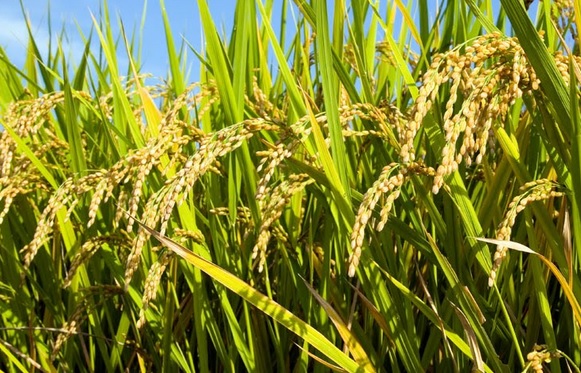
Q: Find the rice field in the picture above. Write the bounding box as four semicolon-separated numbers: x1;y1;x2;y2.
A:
1;0;581;371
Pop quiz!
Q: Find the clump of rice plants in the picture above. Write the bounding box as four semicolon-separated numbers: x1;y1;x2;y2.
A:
1;0;581;372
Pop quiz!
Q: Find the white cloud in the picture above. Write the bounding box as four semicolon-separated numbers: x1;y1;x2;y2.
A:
0;12;92;69
0;4;166;80
0;15;42;56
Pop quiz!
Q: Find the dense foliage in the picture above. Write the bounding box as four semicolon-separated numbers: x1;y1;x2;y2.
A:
1;0;581;371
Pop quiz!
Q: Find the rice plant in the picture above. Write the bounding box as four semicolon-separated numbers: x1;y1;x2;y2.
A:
1;0;581;371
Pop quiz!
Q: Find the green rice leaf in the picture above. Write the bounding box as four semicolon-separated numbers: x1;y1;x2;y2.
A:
132;217;364;372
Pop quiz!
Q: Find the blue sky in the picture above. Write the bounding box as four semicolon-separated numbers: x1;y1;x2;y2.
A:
1;1;546;85
0;1;416;86
0;0;243;80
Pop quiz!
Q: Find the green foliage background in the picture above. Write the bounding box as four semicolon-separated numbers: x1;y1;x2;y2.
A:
1;0;581;371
